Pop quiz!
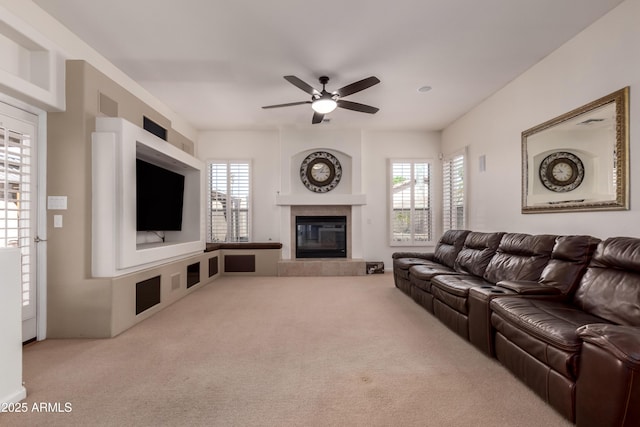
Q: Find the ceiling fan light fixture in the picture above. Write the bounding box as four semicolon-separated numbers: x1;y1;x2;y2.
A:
312;98;337;114
263;75;380;123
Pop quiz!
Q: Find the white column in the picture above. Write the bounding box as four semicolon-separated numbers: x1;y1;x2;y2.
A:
0;248;27;404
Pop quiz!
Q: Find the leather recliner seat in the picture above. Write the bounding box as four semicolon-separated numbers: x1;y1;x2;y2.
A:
428;233;557;339
392;229;469;295
468;235;600;356
490;237;640;424
392;231;639;424
409;231;504;313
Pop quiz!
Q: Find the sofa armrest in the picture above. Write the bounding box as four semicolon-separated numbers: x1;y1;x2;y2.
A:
575;323;640;426
577;323;640;368
392;252;435;260
496;280;562;295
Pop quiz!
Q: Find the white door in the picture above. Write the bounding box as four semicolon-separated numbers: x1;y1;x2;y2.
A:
0;102;39;342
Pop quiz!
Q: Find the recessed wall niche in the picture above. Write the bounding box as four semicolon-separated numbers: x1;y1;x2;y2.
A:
187;262;200;288
292;149;352;195
91;117;205;278
136;275;161;315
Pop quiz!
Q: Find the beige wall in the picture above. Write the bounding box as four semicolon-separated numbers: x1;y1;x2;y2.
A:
46;60;199;337
111;251;220;336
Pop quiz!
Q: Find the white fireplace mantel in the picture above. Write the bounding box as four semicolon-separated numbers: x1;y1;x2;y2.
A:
275;193;366;206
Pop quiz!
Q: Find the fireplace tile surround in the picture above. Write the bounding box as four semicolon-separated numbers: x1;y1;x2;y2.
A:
277;258;366;276
277;205;366;276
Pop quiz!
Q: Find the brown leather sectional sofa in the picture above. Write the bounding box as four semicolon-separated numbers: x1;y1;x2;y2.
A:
392;230;640;426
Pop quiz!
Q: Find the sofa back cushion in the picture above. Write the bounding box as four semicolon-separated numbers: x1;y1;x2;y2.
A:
433;229;471;268
538;235;600;295
454;231;505;277
483;233;556;284
574;237;640;326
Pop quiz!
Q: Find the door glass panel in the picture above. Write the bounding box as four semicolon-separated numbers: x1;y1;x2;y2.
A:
0;104;38;340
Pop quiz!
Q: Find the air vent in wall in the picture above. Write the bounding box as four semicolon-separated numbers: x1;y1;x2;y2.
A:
143;116;167;141
577;118;605;125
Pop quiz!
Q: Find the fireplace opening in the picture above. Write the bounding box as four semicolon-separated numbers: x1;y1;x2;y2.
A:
296;215;347;258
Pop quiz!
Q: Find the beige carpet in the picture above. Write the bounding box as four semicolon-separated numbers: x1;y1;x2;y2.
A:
5;273;570;426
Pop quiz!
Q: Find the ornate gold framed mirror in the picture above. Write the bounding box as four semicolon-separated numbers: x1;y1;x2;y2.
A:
522;87;629;213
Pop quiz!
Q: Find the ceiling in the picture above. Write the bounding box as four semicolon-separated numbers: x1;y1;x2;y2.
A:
33;0;624;131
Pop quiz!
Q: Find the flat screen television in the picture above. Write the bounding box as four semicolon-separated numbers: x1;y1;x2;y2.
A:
136;158;185;231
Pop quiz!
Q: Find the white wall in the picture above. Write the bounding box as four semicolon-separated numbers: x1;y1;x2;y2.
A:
198;130;281;242
0;248;26;404
442;0;640;239
278;129;364;259
197;128;441;270
362;130;442;267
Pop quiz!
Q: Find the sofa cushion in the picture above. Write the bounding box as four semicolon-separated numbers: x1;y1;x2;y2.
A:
538;235;600;295
431;275;489;314
433;229;471;269
483;233;556;284
432;274;488;298
491;297;606;351
574;237;640;327
393;257;434;271
491;297;607;378
454;231;505;277
409;264;457;292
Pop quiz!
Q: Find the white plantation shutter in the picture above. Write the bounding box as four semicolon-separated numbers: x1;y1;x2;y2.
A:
0;124;33;308
390;160;432;245
207;161;251;242
443;152;465;232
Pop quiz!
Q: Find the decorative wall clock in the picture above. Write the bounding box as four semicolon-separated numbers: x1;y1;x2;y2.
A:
300;151;342;193
539;151;584;193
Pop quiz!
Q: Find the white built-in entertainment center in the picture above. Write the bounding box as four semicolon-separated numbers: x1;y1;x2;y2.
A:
91;117;205;278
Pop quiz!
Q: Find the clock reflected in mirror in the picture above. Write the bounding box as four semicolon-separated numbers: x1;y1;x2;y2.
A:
539;151;584;193
522;87;628;213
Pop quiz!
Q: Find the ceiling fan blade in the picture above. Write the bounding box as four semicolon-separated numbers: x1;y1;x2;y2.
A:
284;75;319;96
312;112;324;124
262;101;311;109
337;99;379;114
335;76;380;97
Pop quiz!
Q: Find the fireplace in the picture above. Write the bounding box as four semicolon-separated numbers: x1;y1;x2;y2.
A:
278;205;365;276
296;216;347;258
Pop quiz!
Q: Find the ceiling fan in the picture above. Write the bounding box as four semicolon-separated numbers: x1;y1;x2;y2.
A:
262;75;380;124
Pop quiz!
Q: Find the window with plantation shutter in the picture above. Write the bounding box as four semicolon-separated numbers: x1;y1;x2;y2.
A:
207;161;251;242
443;151;466;232
389;160;432;245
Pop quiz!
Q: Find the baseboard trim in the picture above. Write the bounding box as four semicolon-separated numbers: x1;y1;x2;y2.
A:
1;386;27;404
